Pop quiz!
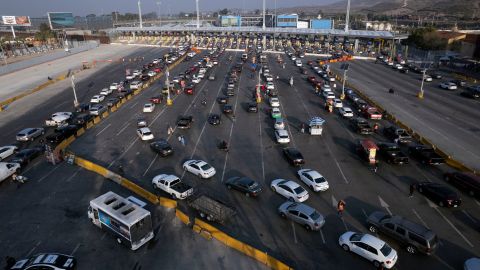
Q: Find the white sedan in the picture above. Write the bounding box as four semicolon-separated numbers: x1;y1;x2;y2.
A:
147;71;157;77
137;127;154;141
339;232;398;269
297;169;329;192
275;129;290;144
110;83;119;90
143;103;155;113
270;97;280;107
274;118;285;130
90;95;105;103
333;98;343;108
270;179;309;202
339;107;354;118
266;82;275;90
439;82;457;90
183;160;216;179
100;88;112;96
323;91;335;99
0;146;18;160
192;76;201;84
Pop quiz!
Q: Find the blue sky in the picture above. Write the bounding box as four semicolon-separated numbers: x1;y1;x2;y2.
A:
1;0;339;17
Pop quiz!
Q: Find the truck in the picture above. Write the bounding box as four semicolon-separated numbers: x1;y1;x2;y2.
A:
383;126;412;144
188;194;236;224
377;142;409;165
408;145;445;165
152;174;193;200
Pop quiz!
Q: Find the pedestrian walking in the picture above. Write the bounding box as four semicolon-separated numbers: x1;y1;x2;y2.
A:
409;184;415;197
337;200;346;217
180;135;186;146
300;123;305;134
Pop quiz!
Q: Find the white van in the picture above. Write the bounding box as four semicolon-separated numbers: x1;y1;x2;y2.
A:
0;162;20;183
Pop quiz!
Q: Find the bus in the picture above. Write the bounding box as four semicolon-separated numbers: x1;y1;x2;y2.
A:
87;191;154;250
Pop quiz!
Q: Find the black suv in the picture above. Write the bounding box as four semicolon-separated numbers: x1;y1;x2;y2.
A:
283;147;305;166
367;211;438;255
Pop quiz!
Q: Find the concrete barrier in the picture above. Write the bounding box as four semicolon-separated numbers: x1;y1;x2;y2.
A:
102;111;109;118
159;197;177;208
194;218;292;270
175;209;191;225
76;127;85;136
120;178;159;204
93;116;101;124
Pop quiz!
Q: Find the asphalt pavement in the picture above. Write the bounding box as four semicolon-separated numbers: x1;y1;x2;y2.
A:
330;59;480;172
66;49;480;270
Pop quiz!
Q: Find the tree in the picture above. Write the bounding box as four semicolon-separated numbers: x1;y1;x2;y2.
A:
219;8;229;15
35;23;54;42
406;27;447;50
213;12;219;18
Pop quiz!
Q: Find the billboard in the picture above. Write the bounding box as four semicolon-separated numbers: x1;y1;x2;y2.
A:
220;16;240;27
47;12;75;30
310;19;332;30
2;16;31;26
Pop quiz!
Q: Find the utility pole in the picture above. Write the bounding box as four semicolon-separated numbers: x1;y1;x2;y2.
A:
71;75;79;107
345;0;351;32
262;0;266;30
138;0;143;28
157;1;161;26
340;63;349;100
166;68;173;105
418;69;426;99
196;0;200;29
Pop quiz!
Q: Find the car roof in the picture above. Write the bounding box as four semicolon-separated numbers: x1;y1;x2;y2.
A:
192;160;207;166
290;202;315;214
360;234;385;249
283;180;300;189
139;127;151;133
159;174;179;181
303;169;323;179
389;215;435;237
276;129;289;135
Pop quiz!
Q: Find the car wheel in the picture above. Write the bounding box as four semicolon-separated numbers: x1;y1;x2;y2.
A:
279;212;286;218
171;193;177;199
152;184;157;190
198;173;203;178
304;224;312;231
439;201;444;207
116;238;122;244
373;261;381;268
227;185;232;190
245;192;250;197
199;212;206;218
341;244;350;252
418;187;423;193
271;186;276;192
406;245;416;254
368;225;377;233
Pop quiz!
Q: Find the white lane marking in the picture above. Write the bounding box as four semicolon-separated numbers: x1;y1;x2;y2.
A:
108;137;139;168
116;122;130;136
53;100;69;110
143;154;158;176
65;168;81;182
25;241;42;257
96;123;112;137
432;206;473;247
319;228;326;244
258;108;266;182
361;208;368;218
462;210;478;224
70;243;81;256
129;101;139;109
323;142;349;184
378;195;392;215
38;165;61;182
291;221;298;244
412;209;429;228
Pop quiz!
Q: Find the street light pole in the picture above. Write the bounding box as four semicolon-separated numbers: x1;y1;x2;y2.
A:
418;69;426;99
196;0;200;29
340;63;349;100
71;75;79;107
138;0;143;28
345;0;351;32
157;1;161;26
166;68;173;105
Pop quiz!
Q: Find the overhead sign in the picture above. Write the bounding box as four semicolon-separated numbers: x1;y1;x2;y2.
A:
2;16;31;26
47;12;75;30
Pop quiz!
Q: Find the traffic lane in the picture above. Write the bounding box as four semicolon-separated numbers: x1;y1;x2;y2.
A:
0;47;166;148
274;57;480;267
69;52;211;176
330;60;480;171
0;163;267;270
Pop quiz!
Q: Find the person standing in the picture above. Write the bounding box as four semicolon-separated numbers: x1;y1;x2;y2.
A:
409;184;415;197
337;200;346;217
180;135;186;146
300;123;305;134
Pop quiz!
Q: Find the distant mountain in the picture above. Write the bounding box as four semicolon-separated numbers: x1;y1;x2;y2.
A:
276;0;480;18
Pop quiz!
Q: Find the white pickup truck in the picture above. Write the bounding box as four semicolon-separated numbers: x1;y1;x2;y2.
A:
152;174;193;200
45;112;72;127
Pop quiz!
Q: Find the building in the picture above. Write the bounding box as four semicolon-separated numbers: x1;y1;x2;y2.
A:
437;31;467;45
219;15;241;27
276;14;298;28
310;19;333;30
365;21;393;31
297;20;309;29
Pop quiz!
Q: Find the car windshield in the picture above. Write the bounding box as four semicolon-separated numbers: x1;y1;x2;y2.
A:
380;243;393;257
201;164;212;170
350;233;363;241
144;132;152;136
310;211;321;220
314;177;326;183
293;186;305;194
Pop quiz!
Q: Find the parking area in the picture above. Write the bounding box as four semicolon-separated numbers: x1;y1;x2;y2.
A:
64;46;480;270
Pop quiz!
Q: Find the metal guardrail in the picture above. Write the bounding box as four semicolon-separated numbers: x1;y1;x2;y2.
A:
109;26;407;39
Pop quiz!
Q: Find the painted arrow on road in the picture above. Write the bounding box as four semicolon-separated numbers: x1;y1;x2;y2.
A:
378;196;392;215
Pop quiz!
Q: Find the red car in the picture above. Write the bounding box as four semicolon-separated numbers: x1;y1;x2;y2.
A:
307;60;314;66
149;96;163;104
154;67;161;73
307;76;317;84
184;85;195;95
364;106;382;120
